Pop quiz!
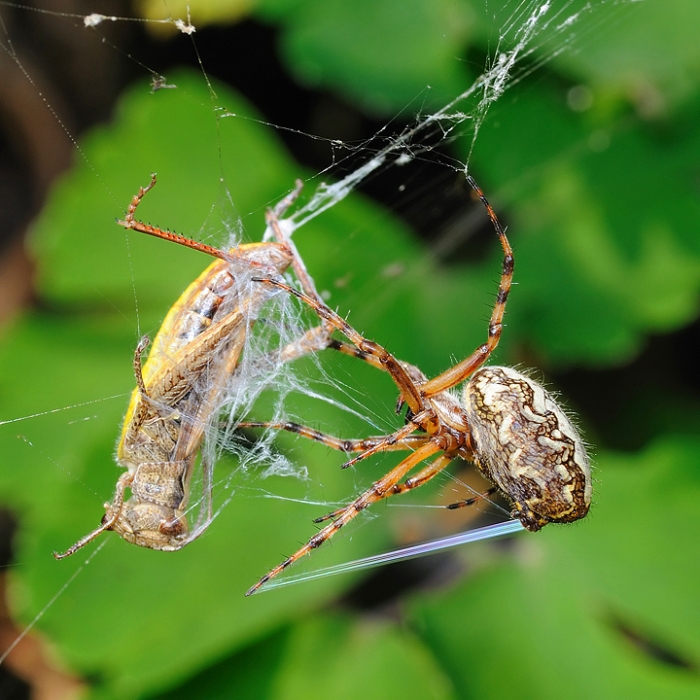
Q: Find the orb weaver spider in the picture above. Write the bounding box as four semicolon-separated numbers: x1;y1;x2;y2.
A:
243;175;591;595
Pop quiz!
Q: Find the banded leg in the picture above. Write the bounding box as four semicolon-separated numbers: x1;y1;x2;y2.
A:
246;439;442;596
252;277;431;424
238;420;432;454
277;334;388;377
340;416;432;469
277;325;336;364
265;180;326;310
327;338;385;371
421;175;514;397
446;486;498;510
313;453;453;523
390;454;455;495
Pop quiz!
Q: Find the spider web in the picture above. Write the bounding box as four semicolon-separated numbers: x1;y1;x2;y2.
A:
0;0;644;683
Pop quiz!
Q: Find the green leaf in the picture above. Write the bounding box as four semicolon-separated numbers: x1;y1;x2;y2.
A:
270;613;456;700
465;83;700;365
552;0;700;105
148;613;456;700
266;0;474;114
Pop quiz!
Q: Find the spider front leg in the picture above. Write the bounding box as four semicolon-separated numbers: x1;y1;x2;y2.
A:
265;181;323;309
252;276;433;426
421;175;514;397
277;334;396;381
238;420;432;455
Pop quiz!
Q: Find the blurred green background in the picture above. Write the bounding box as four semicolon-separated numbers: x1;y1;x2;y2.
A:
0;0;699;698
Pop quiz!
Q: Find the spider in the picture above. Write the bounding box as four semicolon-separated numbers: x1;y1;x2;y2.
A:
243;175;591;595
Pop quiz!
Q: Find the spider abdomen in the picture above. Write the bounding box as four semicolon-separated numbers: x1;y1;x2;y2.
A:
464;366;591;531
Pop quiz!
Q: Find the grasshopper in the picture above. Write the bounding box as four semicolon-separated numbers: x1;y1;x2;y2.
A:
55;176;325;557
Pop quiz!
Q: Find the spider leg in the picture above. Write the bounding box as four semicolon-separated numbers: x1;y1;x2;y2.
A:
313;453;455;523
238;420;432;454
245;439;442;595
340;415;432;469
326;338;385;371
265;181;325;308
389;454;455;495
276;324;335;363
267;180;409;375
421;175;514;397
252;277;430;421
279;333;395;372
276;333;393;383
446;486;498;510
